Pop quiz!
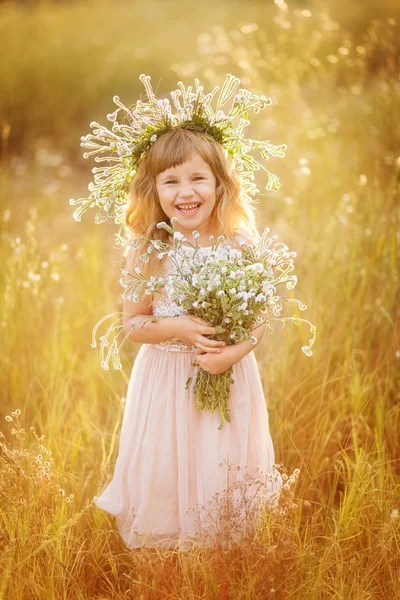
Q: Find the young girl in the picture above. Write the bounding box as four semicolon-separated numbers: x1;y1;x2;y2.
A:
93;127;283;550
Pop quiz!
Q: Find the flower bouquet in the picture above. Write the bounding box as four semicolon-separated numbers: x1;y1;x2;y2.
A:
92;216;316;430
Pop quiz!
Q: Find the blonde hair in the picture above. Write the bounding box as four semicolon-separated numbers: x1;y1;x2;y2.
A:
124;128;258;281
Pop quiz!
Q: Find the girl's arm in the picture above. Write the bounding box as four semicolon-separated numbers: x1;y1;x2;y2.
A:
223;321;267;365
194;321;267;375
122;243;178;344
123;312;179;344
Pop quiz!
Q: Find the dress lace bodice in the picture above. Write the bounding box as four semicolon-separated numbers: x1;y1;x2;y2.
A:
151;231;253;318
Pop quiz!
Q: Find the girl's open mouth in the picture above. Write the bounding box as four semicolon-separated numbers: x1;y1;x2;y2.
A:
176;203;201;216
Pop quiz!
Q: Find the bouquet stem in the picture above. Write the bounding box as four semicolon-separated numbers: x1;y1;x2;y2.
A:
186;365;235;430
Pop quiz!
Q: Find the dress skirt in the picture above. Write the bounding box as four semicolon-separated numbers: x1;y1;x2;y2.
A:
93;341;283;550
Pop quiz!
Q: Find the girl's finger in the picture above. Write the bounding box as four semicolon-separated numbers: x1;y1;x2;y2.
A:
196;343;221;354
201;337;226;348
191;316;210;326
203;325;225;334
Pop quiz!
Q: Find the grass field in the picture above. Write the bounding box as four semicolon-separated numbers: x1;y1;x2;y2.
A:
1;0;400;598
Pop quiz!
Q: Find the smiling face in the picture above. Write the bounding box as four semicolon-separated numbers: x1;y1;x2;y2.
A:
155;152;217;242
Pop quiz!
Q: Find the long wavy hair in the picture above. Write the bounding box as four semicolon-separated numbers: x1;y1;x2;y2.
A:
124;128;259;283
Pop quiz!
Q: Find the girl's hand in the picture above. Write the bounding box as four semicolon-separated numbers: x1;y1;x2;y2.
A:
171;315;226;354
193;346;234;375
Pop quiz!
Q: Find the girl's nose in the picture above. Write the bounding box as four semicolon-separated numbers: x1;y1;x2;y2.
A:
178;185;195;198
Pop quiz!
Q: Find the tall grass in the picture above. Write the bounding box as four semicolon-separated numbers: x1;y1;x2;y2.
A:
1;0;400;598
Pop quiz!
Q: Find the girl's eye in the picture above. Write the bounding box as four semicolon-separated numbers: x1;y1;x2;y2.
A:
165;177;204;184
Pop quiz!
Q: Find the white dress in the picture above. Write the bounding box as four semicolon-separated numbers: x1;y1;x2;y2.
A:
93;233;283;550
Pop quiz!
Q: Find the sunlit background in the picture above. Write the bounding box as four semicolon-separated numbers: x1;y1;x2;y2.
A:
1;0;400;597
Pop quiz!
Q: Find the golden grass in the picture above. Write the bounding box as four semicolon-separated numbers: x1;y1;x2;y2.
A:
1;1;400;598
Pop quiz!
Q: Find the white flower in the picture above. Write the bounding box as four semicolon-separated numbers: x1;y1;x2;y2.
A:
134;267;142;274
229;288;237;295
215;110;228;122
262;281;270;290
192;230;200;239
255;293;266;302
173;231;185;241
245;262;264;273
157;252;164;259
150;134;158;143
217;290;225;297
156;221;167;229
250;336;257;344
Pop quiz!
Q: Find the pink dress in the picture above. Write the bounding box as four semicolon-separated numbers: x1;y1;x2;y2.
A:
93;234;283;550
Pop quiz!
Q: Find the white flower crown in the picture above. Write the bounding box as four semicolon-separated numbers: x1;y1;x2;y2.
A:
69;73;287;249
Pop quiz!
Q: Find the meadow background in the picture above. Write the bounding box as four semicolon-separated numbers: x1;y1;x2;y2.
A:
1;0;400;598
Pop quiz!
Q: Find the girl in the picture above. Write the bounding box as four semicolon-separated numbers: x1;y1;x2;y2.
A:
93;127;283;550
